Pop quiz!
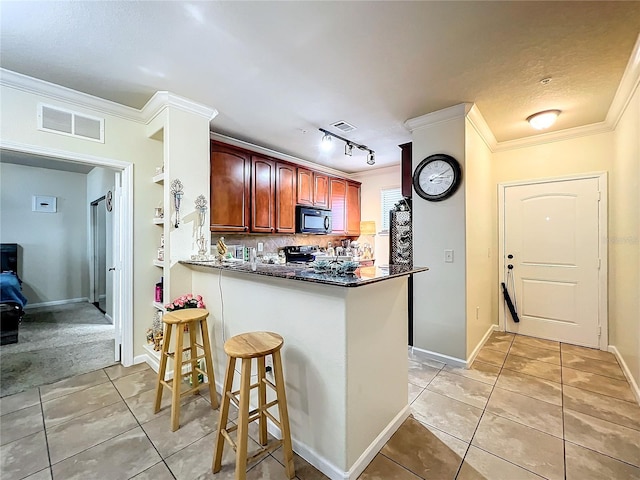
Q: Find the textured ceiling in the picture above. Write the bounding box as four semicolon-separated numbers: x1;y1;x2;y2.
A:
1;1;638;173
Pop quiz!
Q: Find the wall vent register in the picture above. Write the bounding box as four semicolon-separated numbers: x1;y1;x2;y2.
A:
38;103;104;143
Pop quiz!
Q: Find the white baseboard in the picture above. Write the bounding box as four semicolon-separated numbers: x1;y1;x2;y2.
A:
24;297;89;310
410;345;466;368
608;345;640;406
467;324;499;366
105;313;113;324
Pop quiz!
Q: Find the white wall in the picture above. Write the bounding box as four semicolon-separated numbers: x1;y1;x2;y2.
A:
410;110;467;360
0;162;89;305
465;119;496;355
611;84;639;382
87;167;116;319
352;165;401;266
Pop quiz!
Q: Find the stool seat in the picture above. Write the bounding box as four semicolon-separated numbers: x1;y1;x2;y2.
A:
154;307;217;431
213;331;295;479
223;331;283;358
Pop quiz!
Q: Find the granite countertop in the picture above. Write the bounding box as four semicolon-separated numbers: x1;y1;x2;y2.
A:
181;260;428;287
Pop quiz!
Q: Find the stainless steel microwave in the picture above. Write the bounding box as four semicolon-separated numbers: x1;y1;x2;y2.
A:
296;206;332;234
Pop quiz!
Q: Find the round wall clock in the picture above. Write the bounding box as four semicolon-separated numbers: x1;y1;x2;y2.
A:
412;154;462;202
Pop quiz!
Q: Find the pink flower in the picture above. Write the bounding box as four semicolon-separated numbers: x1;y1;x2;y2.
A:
164;304;171;309
179;295;187;302
196;295;203;302
177;300;185;307
186;293;193;300
197;301;204;308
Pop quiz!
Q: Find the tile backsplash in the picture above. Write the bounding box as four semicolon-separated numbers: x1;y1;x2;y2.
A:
209;233;356;255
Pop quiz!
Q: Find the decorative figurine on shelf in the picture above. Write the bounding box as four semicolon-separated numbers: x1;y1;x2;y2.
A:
195;194;208;256
216;236;228;258
170;179;184;228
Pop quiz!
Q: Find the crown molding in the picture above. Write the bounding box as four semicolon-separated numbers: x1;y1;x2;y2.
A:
466;105;497;151
141;91;218;124
491;121;612;152
0;68;218;126
0;68;143;122
405;103;473;132
606;32;640;130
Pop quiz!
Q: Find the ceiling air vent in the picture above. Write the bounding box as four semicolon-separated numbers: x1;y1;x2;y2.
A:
38;104;104;143
330;120;357;133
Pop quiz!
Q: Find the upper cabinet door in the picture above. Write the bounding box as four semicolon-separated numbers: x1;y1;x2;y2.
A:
251;155;276;233
210;143;250;232
297;168;313;206
314;173;330;208
346;181;361;236
276;162;297;233
330;177;347;234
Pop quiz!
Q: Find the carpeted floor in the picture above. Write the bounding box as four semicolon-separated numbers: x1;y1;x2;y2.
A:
0;302;116;397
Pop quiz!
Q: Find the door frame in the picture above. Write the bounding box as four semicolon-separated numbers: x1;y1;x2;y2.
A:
0;140;134;365
498;172;608;350
89;195;106;312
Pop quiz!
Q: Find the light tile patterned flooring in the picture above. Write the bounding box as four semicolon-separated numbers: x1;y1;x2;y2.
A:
0;332;638;479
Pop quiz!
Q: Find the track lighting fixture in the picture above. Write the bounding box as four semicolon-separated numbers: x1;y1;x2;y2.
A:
318;128;375;166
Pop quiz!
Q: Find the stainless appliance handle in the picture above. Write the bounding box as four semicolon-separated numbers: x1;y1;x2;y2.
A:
324;216;330;230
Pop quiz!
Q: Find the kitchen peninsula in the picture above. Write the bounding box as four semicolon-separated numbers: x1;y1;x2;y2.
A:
182;260;427;479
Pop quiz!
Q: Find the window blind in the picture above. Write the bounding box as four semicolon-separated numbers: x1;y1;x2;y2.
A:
380;187;403;233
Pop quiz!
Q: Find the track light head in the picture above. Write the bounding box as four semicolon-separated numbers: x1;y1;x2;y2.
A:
345;142;353;156
320;133;333;151
367;151;375;165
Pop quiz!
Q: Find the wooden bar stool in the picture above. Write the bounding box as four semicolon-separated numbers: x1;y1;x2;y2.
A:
212;331;295;480
154;308;218;431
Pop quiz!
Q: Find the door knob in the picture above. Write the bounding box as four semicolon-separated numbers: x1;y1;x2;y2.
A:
108;267;116;271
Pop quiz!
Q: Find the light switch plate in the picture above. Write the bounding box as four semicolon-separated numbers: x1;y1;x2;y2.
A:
444;249;454;263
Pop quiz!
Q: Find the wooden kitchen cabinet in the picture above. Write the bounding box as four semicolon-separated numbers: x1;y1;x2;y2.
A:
275;162;296;233
346;181;361;236
313;173;330;208
251;155;276;233
210;142;250;232
329;177;347;234
297;168;330;208
297;168;313;206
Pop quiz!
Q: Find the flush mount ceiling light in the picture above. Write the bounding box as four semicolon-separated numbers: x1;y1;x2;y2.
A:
527;110;561;130
318;128;375;166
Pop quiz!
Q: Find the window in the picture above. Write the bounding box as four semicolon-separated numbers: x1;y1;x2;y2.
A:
380;187;403;233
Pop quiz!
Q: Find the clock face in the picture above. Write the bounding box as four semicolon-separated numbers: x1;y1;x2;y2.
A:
412;154;461;201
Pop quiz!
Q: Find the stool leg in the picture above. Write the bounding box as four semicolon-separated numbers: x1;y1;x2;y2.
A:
154;322;173;413
170;324;185;432
188;322;199;392
257;356;268;446
200;317;218;408
235;358;252;480
212;355;235;474
273;350;295;479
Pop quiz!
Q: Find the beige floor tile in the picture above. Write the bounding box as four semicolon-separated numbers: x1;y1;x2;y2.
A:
411;389;483;442
112;367;159;399
0;431;49;480
562;351;626;380
564;408;640;467
273;445;329;480
565;441;640;480
483;335;513;353
408;383;423;404
512;335;560;351
561;343;618;364
0;404;43;446
444;361;500;385
408;349;446;370
104;361;152;381
489;331;515;341
503;355;561;382
475;348;507;367
123;379;203;425
142;396;218;458
427;370;493;409
164;430;263;480
563;385;640;431
495;368;562;406
563;367;636;403
23;468;52;480
381;416;467;479
457;445;545;480
408;360;440;387
130;461;174;479
471;413;564;480
46;401;138;464
358;454;421;479
0;388;40;416
43;381;121;427
39;369;109;402
51;427;161;480
508;343;561;365
486;387;563;437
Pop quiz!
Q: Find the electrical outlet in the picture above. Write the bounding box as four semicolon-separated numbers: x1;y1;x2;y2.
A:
444;249;454;263
257;242;264;252
265;356;273;375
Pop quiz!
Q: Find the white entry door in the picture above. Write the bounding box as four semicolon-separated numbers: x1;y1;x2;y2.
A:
503;177;603;347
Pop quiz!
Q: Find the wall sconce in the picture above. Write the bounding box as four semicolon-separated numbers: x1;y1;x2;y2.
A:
170;179;184;228
194;194;207;255
527;110;561;130
319;128;375;165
